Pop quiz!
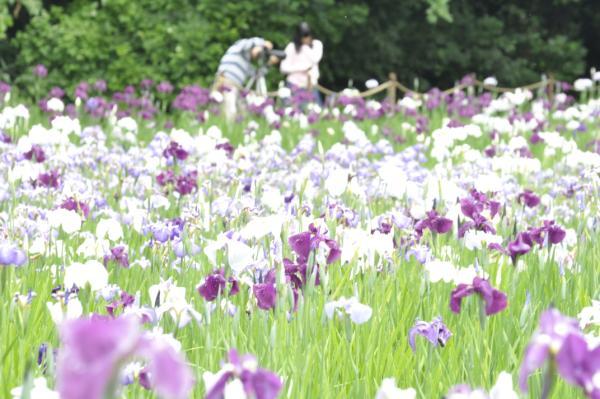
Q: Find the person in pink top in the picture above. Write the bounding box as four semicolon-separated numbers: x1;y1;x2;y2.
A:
280;22;323;105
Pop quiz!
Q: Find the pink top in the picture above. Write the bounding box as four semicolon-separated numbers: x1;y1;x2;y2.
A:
280;40;323;88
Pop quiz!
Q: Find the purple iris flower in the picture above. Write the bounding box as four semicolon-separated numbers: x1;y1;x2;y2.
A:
288;223;341;265
175;171;198;196
197;270;239;301
408;317;452;352
253;269;277;310
152;225;170;243
60;197;90;218
405;245;431;264
519;190;541;208
543;220;566;245
37;169;60;188
94;80;107;92
283;258;317;289
450;277;507;316
458;191;500;237
103;246;129;268
34;64;48;78
414;210;453;238
157;81;174;94
507;232;532;263
157;170;175;187
173;240;201;258
57;315;194;399
163;141;189;161
49;86;65;98
462;190;501;219
555;334;600;398
106;291;135;317
0;131;11;143
215;141;235;158
0;242;27;266
519;308;600;398
23;144;46;163
0;81;11;95
205;349;282;399
140;79;154;90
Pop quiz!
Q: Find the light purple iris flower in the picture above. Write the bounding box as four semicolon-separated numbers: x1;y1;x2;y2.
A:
408;317;452;352
450;277;507;316
204;349;282;399
519;308;600;398
34;64;48;78
0;242;27;266
57;315;194;399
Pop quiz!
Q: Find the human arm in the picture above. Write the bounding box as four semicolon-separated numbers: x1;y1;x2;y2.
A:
307;39;323;64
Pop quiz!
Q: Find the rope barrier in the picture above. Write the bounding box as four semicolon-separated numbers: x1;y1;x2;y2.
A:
310;75;556;100
243;73;558;101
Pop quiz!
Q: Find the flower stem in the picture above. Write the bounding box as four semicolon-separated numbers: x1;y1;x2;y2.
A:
478;298;486;330
541;361;556;399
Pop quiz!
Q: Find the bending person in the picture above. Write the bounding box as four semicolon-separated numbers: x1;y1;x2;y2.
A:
214;37;279;121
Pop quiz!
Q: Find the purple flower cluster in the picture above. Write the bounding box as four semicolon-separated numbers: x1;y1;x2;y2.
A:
501;220;567;263
156;169;198;196
458;189;500;238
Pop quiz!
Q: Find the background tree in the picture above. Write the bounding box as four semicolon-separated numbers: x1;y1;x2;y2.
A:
2;0;598;94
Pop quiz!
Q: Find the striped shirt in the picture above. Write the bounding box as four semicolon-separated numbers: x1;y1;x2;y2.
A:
217;37;265;87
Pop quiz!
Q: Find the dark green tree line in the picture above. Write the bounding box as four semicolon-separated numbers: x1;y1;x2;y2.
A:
0;0;598;93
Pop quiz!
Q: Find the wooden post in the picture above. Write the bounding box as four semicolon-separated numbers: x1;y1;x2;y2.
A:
547;73;554;104
387;72;397;104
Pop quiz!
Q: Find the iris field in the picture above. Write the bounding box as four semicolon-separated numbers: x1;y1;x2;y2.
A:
0;71;599;399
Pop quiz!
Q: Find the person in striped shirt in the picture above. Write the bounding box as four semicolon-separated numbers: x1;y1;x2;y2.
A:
214;37;280;121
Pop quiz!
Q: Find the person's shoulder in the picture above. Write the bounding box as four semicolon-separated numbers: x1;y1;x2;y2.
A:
284;42;294;52
313;39;323;48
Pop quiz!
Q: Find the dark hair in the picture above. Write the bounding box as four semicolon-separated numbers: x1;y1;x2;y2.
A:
293;22;312;53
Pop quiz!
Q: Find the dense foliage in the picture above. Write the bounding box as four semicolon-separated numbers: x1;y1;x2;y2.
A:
1;0;599;92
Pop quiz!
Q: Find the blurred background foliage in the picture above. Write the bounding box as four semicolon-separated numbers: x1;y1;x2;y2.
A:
0;0;598;93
